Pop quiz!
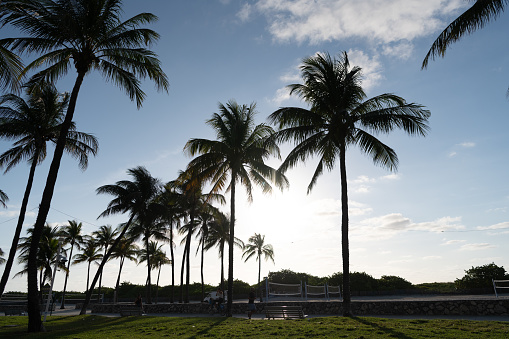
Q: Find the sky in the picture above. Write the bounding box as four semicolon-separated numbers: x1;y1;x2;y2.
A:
1;0;509;294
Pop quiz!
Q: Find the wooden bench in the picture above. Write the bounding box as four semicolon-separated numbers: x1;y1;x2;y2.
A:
265;305;306;319
120;306;143;316
3;307;26;316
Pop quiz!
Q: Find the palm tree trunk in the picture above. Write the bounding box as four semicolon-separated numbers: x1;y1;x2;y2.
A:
258;254;262;302
80;214;134;315
227;177;236;317
114;257;125;303
170;225;175;303
220;242;224;291
0;154;38;298
339;144;351;316
145;235;152;304
179;243;187;303
185;216;194;303
60;244;74;309
27;72;85;332
156;266;161;304
86;262;91;293
200;238;205;302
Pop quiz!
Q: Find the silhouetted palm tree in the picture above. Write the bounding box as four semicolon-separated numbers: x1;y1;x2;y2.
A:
184;100;288;315
111;235;139;303
0;1;168;330
80;166;162;314
0;248;6;265
423;0;508;69
0;189;7;208
58;220;85;309
138;241;170;304
268;51;430;316
92;225;118;302
0;45;23;92
205;212;244;291
196;205;219;301
242;233;274;301
72;238;102;294
0;82;98;298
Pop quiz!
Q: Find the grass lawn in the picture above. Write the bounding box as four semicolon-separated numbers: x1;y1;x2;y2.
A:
0;315;508;338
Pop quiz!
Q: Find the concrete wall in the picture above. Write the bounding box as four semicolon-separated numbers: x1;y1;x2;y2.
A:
92;299;509;316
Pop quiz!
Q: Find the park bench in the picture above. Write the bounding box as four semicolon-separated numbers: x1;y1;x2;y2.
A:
3;306;26;316
264;305;307;319
120;306;143;316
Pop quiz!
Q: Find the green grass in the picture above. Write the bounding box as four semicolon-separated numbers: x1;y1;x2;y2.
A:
0;315;508;338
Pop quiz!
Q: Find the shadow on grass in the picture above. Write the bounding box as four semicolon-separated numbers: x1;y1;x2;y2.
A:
351;317;413;339
188;317;229;339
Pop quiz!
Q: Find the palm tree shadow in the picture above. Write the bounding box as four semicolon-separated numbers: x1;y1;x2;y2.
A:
188;317;228;339
351;317;413;339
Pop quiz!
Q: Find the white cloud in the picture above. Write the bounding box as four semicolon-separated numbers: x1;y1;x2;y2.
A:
271;87;292;105
460;243;497;251
477;222;509;231
442;239;466;245
237;3;252;22
380;173;400;181
448;151;457;158
458;142;475;148
254;0;466;45
347;49;383;90
351;175;376;184
382;41;414;60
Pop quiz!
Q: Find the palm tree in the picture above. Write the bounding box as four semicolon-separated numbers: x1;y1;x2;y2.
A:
0;82;98;298
0;248;6;265
80;166;162;314
184;100;288;316
422;0;508;69
195;205;218;302
137;241;170;304
111;235;139;303
58;220;85;309
0;1;168;330
0;189;7;208
205;211;244;291
0;45;23;92
242;233;274;302
72;238;102;294
158;184;184;303
92;225;118;302
268;51;430;316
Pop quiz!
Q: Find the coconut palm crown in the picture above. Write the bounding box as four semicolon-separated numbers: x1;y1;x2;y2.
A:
268;51;430;316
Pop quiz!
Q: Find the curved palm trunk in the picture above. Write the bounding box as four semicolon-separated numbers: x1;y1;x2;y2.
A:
339;144;351;316
80;214;134;315
227;177;236;317
0;154;39;298
170;225;175;303
60;243;74;309
27;72;85;332
145;234;152;304
97;247;107;302
114;256;125;303
86;262;91;293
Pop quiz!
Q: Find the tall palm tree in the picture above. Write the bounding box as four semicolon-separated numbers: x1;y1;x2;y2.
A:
158;184;184;303
268;51;430;316
127;208;166;304
422;0;508;69
137;241;170;304
205;211;244;291
80;166;162;314
92;225;118;302
58;220;85;309
242;233;274;302
0;1;168;330
72;238;102;294
184;100;288;316
111;235;139;303
195;205;218;302
0;189;7;208
0;82;98;298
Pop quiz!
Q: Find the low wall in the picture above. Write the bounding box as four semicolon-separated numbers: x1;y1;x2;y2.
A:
92;299;509;317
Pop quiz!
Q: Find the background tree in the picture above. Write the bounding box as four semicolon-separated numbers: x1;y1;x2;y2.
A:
72;238;102;294
80;166;162;314
138;241;170;304
58;220;85;309
111;235;139;303
242;233;274;301
184;100;288;316
196;205;218;301
268;51;430;316
0;189;7;208
0;0;168;330
422;0;508;69
92;225;118;302
0;82;98;298
455;262;508;289
0;45;23;92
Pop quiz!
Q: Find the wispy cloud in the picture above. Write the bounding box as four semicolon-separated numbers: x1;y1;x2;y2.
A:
477;222;509;231
442;239;466;246
458;142;475;148
460;243;497;251
237;3;252;22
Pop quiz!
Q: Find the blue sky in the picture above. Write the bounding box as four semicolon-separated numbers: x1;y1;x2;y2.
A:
1;0;509;293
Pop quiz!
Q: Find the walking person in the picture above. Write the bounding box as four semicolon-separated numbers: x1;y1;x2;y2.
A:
247;287;256;319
